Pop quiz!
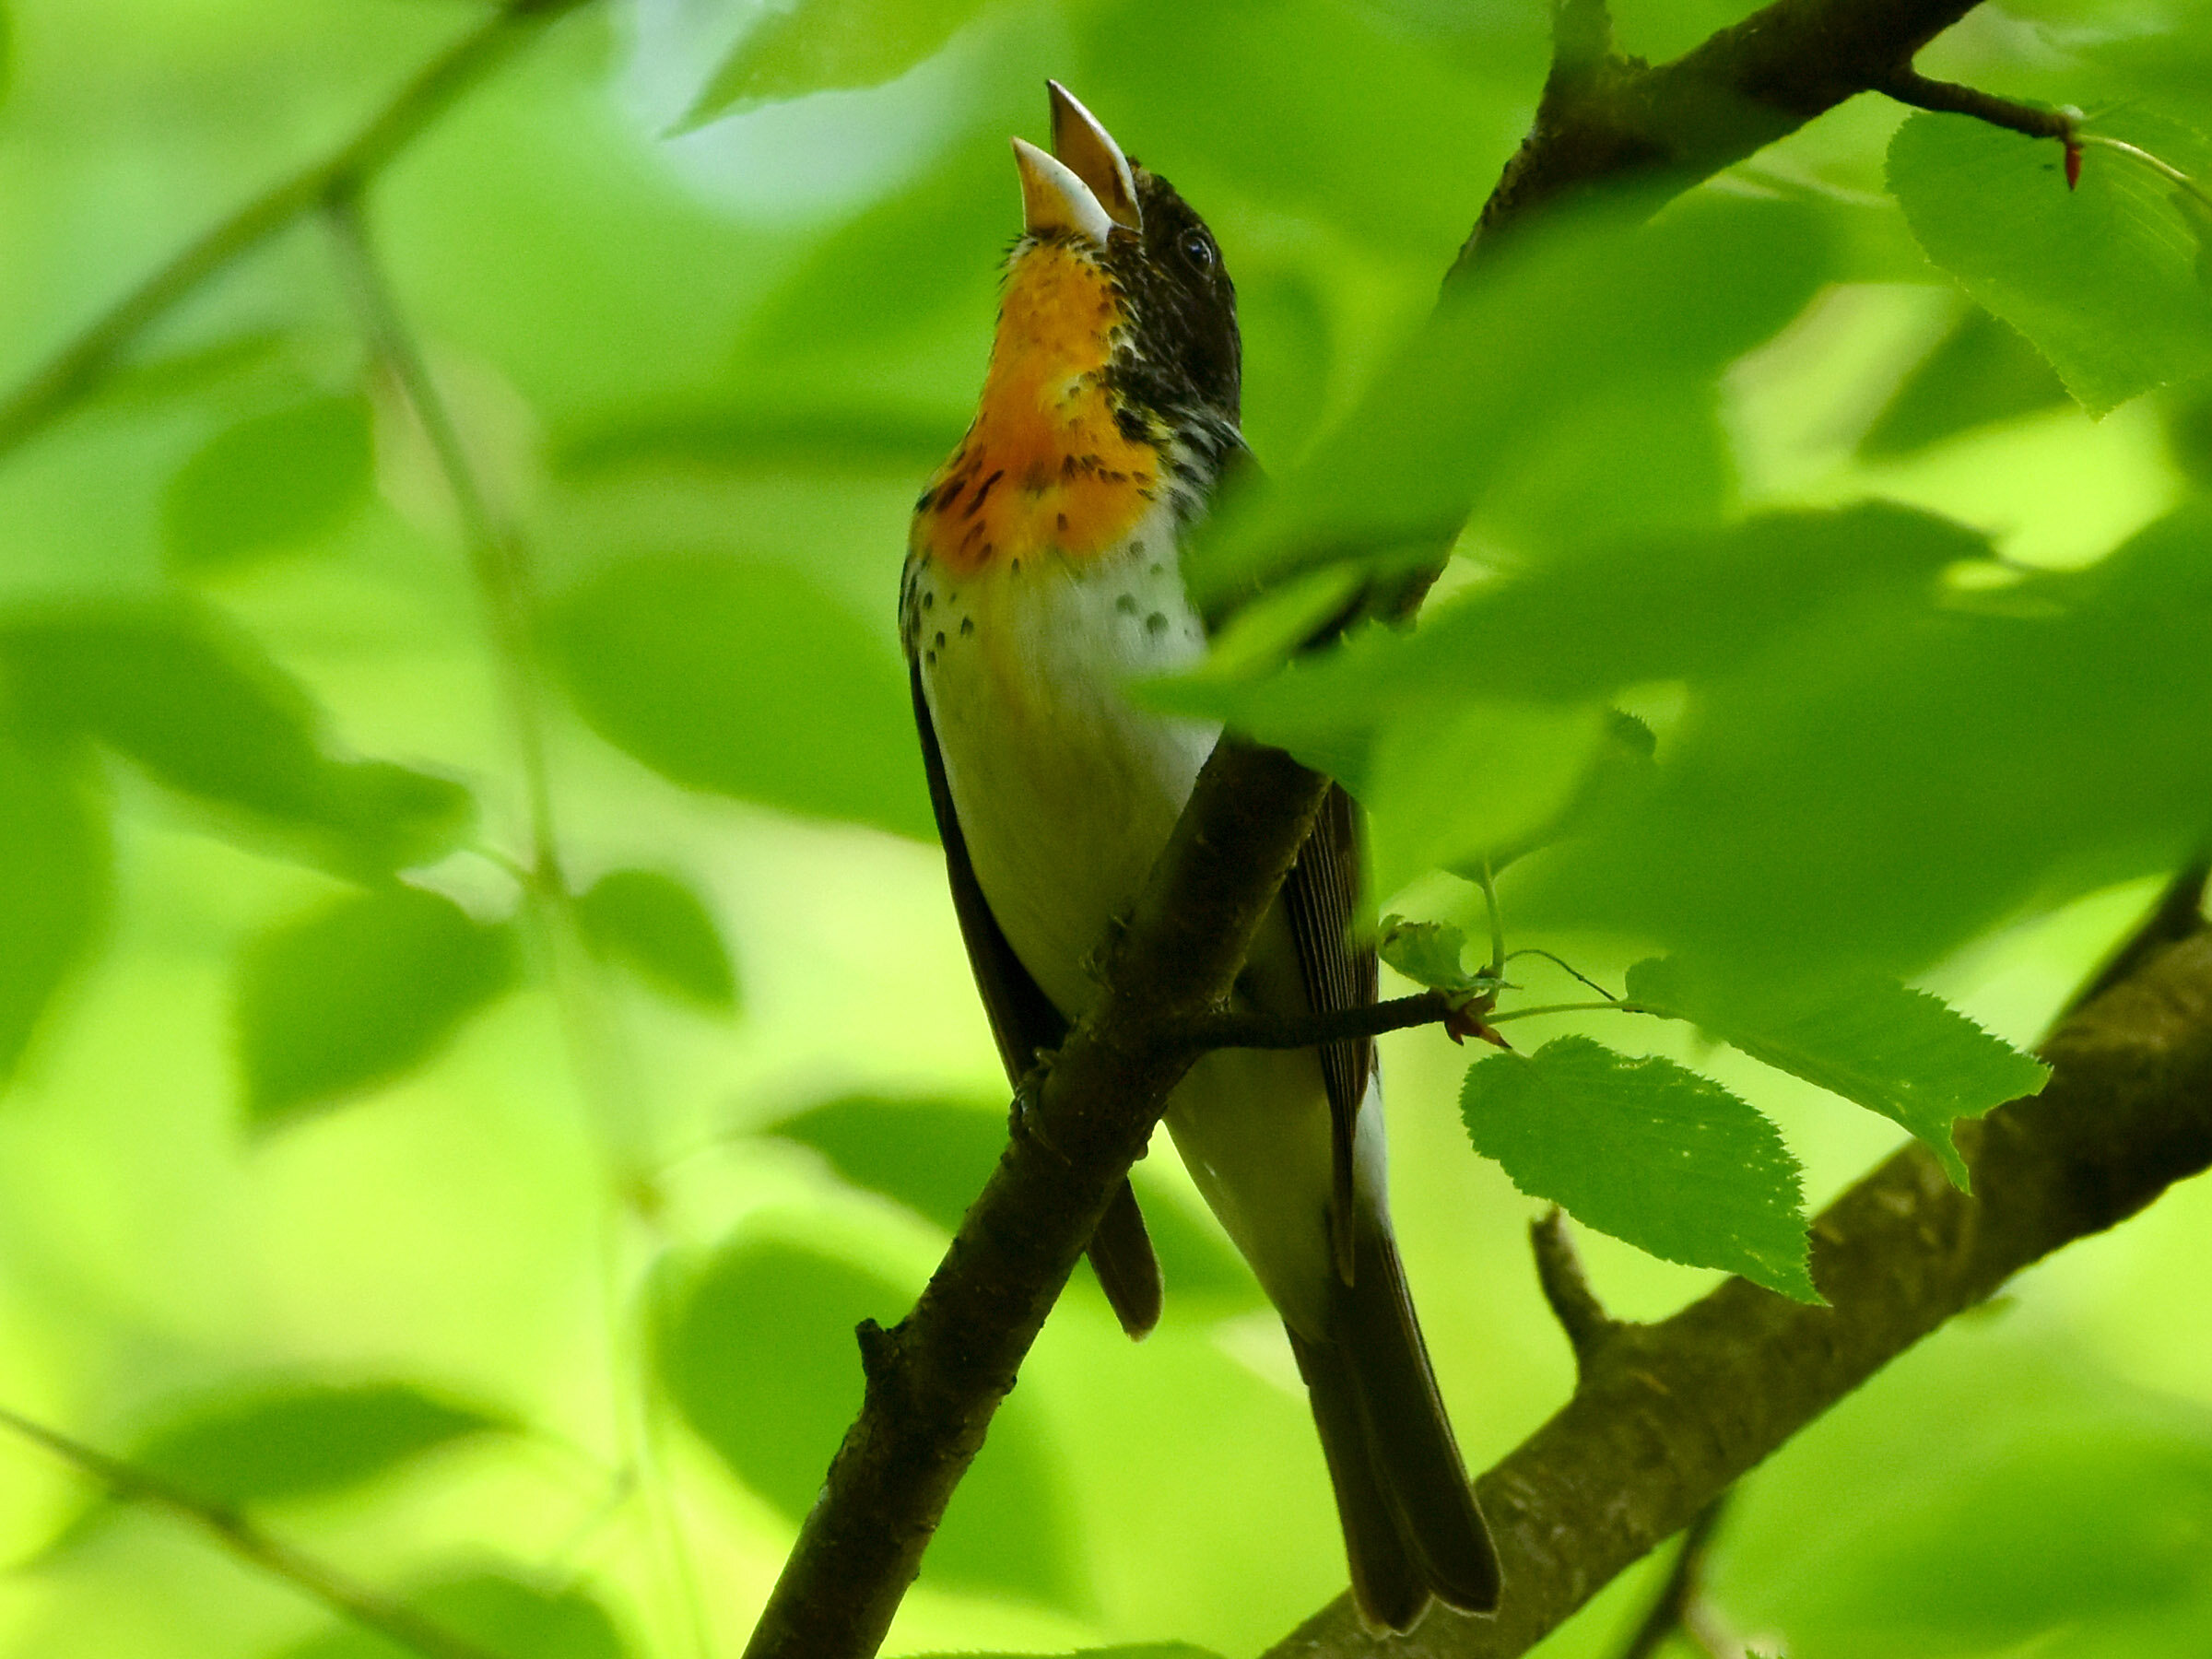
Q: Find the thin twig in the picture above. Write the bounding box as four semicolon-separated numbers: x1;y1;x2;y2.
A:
0;1405;504;1659
1182;990;1463;1052
322;196;561;885
324;196;718;1659
1873;68;2076;142
0;0;593;461
1531;1210;1623;1374
1614;1498;1734;1659
1487;999;1654;1026
1507;948;1619;1001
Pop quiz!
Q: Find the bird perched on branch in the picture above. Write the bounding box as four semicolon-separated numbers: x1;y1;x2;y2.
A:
900;81;1500;1631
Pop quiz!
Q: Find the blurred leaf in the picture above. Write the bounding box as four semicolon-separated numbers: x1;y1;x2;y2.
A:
655;1234;1083;1606
1238;265;1334;469
1377;916;1485;994
547;553;931;840
130;1380;505;1509
0;600;472;876
0;733;108;1081
1754;1384;2212;1658
1888;110;2212;414
237;887;519;1130
1860;304;2071;458
1517;506;2212;980
551;401;963;478
1626;958;2051;1189
909;1650;1224;1659
681;0;989;125
274;1567;626;1659
1478;376;1732;554
1461;1035;1817;1302
1188;192;1830;607
1065;0;1544;253
737;138;1007;370
766;1095;1257;1308
574;867;737;1012
162;395;373;575
1154;507;1966;893
1364;698;1609;900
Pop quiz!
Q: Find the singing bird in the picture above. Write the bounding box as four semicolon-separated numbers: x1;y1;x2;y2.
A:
900;84;1501;1630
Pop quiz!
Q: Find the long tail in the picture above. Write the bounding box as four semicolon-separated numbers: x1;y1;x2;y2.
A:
1287;1207;1500;1631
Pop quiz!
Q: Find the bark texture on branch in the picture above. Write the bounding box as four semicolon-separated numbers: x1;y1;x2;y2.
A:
740;745;1330;1658
1459;0;1991;270
1269;928;2212;1657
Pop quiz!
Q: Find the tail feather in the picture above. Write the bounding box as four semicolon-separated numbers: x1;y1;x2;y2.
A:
1295;1209;1501;1629
1288;1328;1428;1631
1087;1177;1163;1339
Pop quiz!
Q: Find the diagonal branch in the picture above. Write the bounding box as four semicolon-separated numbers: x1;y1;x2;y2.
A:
0;1406;505;1659
0;0;593;461
1268;924;2212;1657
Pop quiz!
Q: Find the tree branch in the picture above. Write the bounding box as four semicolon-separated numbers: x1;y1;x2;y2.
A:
740;742;1331;1658
1459;0;2022;274
0;1406;505;1659
1267;923;2212;1657
1529;1210;1622;1376
0;0;593;460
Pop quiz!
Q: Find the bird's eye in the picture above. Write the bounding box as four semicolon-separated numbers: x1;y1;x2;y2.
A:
1180;229;1215;268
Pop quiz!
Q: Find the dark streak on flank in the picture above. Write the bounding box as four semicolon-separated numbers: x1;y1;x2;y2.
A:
964;469;1006;517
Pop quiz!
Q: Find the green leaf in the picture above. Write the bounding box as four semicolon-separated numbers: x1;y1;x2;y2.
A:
908;1650;1224;1659
1377;917;1483;994
574;868;737;1012
237;887;519;1130
0;600;471;876
0;732;108;1081
1888;110;2212;414
654;1234;1083;1606
766;1095;1258;1309
1859;304;2070;458
1625;958;2051;1190
547;554;930;840
129;1380;506;1508
1461;1035;1817;1302
1188;191;1830;607
1363;698;1610;901
1516;506;2212;981
162;395;373;574
272;1568;627;1659
681;0;989;125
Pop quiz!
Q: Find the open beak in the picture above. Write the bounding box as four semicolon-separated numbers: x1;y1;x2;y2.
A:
1047;81;1141;232
1013;138;1115;248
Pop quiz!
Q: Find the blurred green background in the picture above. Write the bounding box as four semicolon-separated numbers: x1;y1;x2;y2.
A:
3;1;2212;1655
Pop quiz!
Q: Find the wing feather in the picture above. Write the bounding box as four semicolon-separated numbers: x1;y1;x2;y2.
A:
909;656;1163;1336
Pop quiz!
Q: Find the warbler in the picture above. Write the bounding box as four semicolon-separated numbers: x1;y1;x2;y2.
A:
900;83;1500;1630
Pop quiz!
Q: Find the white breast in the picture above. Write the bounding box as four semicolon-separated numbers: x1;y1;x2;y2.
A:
910;503;1366;1338
913;503;1215;1018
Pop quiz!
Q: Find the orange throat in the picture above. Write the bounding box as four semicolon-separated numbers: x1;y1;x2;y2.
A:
915;241;1160;578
